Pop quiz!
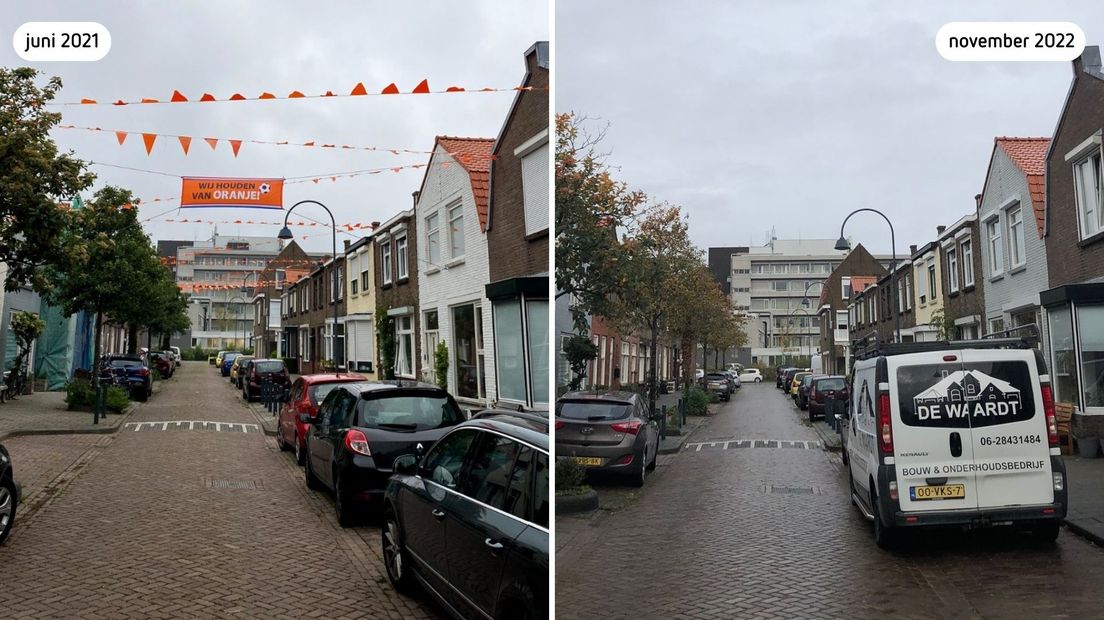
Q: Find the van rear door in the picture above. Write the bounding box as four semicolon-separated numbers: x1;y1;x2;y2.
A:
890;352;978;513
959;349;1053;509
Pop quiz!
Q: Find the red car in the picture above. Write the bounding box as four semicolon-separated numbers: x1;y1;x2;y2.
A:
808;375;849;420
276;374;366;465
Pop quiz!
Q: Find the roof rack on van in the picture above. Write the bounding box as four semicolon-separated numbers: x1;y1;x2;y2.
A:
851;334;1035;361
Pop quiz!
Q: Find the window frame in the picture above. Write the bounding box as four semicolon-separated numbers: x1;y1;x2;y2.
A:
1072;146;1104;240
961;238;974;287
425;211;441;267
986;216;1004;277
447;202;465;260
381;242;393;286
396;234;408;280
1006;203;1025;269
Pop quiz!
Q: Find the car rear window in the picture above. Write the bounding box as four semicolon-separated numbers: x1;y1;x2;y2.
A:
309;383;345;406
706;374;728;381
254;361;284;373
896;361;1036;428
109;360;142;368
557;401;632;421
815;378;846;391
356;391;464;431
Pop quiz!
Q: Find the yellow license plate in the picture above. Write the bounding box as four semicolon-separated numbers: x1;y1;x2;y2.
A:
573;457;603;467
911;484;966;501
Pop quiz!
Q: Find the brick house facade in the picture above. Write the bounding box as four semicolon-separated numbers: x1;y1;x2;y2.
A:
375;208;421;381
814;244;887;375
937;214;985;340
251;240;310;359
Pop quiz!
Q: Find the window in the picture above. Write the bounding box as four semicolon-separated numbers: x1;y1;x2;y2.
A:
520;138;549;235
459;433;524;510
381;242;393;285
917;265;927;304
987;218;1004;276
448;203;465;259
333;266;342;301
452;304;484;399
361;260;371;291
1007;205;1025;268
1078;305;1104;410
423;310;440;384
772;280;788;292
350;274;358;296
425;212;441;266
421;429;477;489
532;453;548;528
904;273;912;310
396;314;414;377
841;276;852;299
947;247;958;292
927;264;936;301
396;235;408;280
962;239;974;287
835;310;847;331
1074;149;1103;239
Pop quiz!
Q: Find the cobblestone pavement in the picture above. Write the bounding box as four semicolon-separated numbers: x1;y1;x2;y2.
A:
0;361;440;619
556;383;1104;619
0;389;130;439
1;434;102;504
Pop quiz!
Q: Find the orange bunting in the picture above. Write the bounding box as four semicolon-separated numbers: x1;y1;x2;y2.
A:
199;93;216;102
229;140;242;157
303;141;315;146
259;92;276;99
170;90;188;102
323;91;335;97
446;86;465;92
205;138;218;150
350;82;368;96
381;83;400;95
178;136;192;155
115;131;128;145
142;133;157;155
288;90;305;98
229;93;246;101
113;99;127;106
312;179;319;184
80;98;97;104
141;98;160;104
412;79;430;94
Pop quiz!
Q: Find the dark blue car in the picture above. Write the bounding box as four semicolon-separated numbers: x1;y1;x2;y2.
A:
100;355;152;402
220;353;241;377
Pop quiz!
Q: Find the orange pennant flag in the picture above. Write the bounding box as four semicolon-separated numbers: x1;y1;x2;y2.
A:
229;93;246;101
381;83;400;95
446;86;465;92
170;90;188;102
259;92;276;99
80;98;97;104
330;177;337;182
412;79;430;94
322;91;335;97
303;141;315;146
115;131;128;145
230;140;242;157
288;90;305;98
113;99;128;106
141;98;160;104
350;82;368;96
142;133;157;155
322;144;335;148
205;138;218;150
199;93;216;102
312;179;319;184
178;136;192;155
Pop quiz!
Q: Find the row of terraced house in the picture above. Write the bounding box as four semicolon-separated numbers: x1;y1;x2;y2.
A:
246;42;549;411
815;46;1104;423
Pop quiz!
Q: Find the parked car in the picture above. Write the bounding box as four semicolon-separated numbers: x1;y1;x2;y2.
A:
169;346;182;368
148;351;174;379
780;367;806;394
241;358;291;402
723;370;741;390
383;410;548;619
702;372;732;401
214;350;230;367
739;368;763;383
694;369;704;382
229;355;254;386
219;353;241;377
555;391;659;487
0;442;18;545
100;354;152;401
302;381;466;525
277;373;367;463
790;371;812;399
796;374;819;410
776;366;796;390
808;375;849;421
845;338;1065;548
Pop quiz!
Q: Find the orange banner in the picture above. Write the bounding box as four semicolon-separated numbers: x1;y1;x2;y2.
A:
180;177;283;209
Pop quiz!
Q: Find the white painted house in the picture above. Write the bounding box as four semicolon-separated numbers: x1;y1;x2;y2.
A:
415;136;497;407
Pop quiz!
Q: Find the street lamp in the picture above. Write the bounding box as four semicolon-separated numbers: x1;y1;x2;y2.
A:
242;272;259;351
279;200;339;371
793;307;811;360
836;208;899;343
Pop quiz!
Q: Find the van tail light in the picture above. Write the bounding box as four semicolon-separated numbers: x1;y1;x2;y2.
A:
1042;384;1058;448
344;429;372;457
611;420;642;435
877;392;893;455
555;420;565;430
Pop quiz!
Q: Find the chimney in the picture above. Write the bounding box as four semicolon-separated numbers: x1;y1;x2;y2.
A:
936;225;946;236
343;239;350;250
371;220;380;229
412;190;420;207
909;244;917;255
974;193;983;209
1081;46;1103;79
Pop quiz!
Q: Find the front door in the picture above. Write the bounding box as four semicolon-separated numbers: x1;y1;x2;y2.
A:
959;349;1053;509
890;352;978;512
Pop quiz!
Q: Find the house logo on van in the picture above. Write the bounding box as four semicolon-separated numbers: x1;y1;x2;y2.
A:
912;370;1025;425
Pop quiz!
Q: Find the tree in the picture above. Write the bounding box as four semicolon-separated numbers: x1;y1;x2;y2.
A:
930;307;957;341
563;334;598;391
39;186;166;370
667;265;731;395
8;310;45;384
0;68;95;291
433;342;449;390
555;113;645;333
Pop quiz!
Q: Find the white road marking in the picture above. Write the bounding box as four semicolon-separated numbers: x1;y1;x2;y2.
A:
683;438;823;451
124;420;259;433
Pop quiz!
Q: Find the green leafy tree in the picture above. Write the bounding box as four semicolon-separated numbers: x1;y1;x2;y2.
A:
0;68;95;291
434;342;449;390
8;311;45;391
930;307;957;341
375;307;396;380
563;334;598;391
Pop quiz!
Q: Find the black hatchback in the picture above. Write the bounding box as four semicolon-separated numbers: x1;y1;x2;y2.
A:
1;442;17;545
301;381;465;526
382;410;548;620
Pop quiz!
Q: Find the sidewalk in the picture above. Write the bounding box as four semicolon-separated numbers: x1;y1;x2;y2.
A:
1063;456;1104;545
0;390;135;442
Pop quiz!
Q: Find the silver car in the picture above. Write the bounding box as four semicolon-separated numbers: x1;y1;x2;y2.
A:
555;391;660;487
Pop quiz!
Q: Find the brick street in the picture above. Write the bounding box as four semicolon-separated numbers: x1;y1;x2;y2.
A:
0;362;441;619
556;384;1104;620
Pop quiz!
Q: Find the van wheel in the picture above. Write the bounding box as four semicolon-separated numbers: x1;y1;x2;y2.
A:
872;490;899;550
1031;521;1060;543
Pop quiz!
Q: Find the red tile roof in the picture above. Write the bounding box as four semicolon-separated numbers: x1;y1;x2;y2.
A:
435;136;495;232
994;137;1050;238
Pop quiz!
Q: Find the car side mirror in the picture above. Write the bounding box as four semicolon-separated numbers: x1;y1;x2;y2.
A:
394;454;418;475
297;413;316;424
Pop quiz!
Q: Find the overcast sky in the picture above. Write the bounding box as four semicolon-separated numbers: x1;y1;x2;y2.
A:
3;2;547;252
557;0;1104;256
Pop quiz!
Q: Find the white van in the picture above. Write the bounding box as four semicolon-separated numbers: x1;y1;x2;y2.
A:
843;339;1066;548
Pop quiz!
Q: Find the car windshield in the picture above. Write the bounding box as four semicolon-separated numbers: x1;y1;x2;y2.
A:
356;391;464;431
557;400;632;421
254;361;283;373
109;360;142;368
816;378;846;391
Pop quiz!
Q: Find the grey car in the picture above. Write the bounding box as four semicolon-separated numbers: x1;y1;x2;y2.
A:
555;391;659;487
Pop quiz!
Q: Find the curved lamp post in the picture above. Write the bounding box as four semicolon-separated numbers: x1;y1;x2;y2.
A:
836;208;899;343
242;272;260;351
793;307;811;360
279;200;339;370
